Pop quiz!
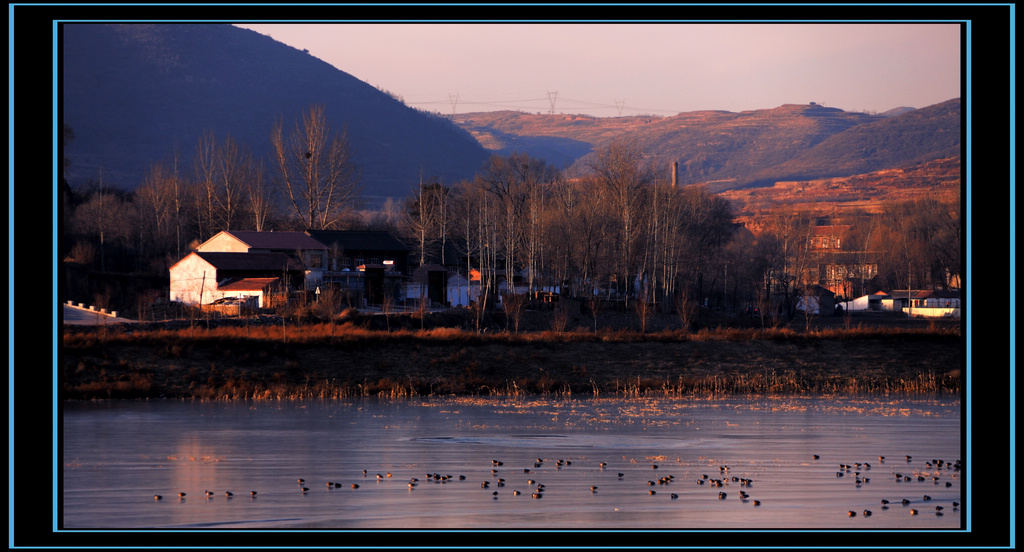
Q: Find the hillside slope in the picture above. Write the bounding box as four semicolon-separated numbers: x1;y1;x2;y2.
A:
60;23;491;206
454;98;961;192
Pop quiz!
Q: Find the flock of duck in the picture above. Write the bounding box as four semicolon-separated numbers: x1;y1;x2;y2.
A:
828;454;962;519
151;453;961;523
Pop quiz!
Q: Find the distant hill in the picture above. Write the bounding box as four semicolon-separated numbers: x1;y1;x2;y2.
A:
453;98;960;192
719;156;961;223
60;23;961;209
60;23;491;207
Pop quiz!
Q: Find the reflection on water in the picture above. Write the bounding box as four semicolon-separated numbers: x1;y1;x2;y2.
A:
61;396;962;530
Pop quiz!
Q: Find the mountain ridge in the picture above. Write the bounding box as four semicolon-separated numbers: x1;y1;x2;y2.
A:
453;98;960;192
60;23;491;206
61;23;961;208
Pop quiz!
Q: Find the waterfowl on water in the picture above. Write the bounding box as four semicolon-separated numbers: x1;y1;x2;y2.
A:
848;510;857;517
590;486;598;492
250;491;258;496
813;455;820;460
300;487;309;493
351;484;359;489
901;499;911;505
205;490;214;497
297;479;305;483
753;500;761;506
862;510;872;517
178;492;186;498
224;491;233;497
154;495;162;500
910;509;919;515
670;493;678;499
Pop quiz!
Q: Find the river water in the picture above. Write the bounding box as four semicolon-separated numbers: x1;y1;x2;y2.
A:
61;395;962;532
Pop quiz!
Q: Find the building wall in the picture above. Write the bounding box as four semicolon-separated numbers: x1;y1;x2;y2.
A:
168;254;222;305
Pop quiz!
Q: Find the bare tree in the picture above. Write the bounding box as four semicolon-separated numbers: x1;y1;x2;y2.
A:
271;104;361;230
590;140;655;298
674;287;698;333
502;292;528;333
244;160;274;232
633;285;655;334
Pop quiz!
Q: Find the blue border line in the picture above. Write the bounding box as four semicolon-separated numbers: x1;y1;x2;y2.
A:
41;6;991;548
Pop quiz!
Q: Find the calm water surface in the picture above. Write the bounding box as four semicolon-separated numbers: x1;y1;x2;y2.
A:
61;396;962;530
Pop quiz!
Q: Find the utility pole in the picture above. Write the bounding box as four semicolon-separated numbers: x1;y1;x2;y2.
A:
547;91;558;114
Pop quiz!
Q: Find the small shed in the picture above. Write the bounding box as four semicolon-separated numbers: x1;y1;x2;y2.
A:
841;291;891;311
410;264;450;306
796;285;836;315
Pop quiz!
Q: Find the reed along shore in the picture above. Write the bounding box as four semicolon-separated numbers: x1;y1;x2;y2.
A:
60;318;963;401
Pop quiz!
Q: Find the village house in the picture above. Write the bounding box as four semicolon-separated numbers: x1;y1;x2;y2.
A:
304;230;411;306
801;224;878;299
197;230;329;288
168;251;304;306
885;289;961;318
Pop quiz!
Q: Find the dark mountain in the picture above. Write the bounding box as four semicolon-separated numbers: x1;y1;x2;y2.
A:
60;23;491;207
454;98;960;192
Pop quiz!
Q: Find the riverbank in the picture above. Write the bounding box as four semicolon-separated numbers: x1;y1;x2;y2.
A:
60;318;963;400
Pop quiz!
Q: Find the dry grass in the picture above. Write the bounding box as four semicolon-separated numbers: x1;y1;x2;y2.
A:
61;320;963;401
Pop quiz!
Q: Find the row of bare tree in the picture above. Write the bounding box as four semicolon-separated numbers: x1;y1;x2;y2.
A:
62;105;962;318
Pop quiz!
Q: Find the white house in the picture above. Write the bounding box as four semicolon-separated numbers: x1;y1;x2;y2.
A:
168;251;304;305
839;291;891;311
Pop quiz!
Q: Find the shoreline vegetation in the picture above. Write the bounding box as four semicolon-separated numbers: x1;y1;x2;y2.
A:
61;310;963;401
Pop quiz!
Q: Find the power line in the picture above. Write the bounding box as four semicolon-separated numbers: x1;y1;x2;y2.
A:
407;94;681;116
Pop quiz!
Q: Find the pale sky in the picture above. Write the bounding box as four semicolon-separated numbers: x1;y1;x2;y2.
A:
234;23;961;117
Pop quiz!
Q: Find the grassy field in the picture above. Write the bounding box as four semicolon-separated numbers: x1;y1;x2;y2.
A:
60;310;963;401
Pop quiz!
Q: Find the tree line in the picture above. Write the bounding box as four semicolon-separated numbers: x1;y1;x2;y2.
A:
61;104;962;318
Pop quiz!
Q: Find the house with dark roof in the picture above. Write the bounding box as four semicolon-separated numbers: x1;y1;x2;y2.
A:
168;251;304;305
169;230;415;308
198;230;329;287
304;230;411;305
305;230;411;273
